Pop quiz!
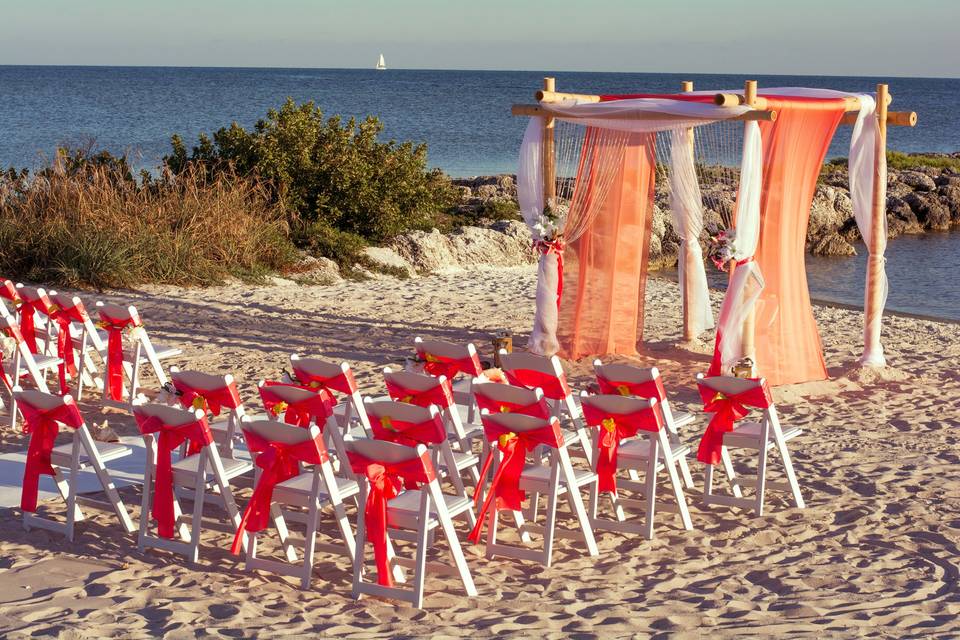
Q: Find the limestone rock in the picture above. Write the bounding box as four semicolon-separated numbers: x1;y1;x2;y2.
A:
904;191;951;230
936;184;960;223
898;170;937;192
362;246;417;278
391;228;458;272
884;196;924;236
811;232;857;256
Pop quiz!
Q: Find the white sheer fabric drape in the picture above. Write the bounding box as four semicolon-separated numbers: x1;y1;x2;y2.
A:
849;95;887;366
669;128;713;335
517;99;752;355
712;120;764;372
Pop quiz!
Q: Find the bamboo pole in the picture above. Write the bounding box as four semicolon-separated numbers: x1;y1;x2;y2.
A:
839;110;917;127
862;83;889;366
740;80;758;371
511;104;777;122
680;80;697;341
542;77;557;207
537;90;601;103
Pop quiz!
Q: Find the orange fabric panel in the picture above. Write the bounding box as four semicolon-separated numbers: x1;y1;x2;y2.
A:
558;132;656;360
752;97;846;385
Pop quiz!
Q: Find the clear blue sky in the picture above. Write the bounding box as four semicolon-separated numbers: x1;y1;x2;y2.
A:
1;0;956;77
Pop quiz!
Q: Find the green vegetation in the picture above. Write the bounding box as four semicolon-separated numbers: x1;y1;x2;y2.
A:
822;151;960;175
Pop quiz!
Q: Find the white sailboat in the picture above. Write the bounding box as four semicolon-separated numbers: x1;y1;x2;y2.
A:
376;53;386;70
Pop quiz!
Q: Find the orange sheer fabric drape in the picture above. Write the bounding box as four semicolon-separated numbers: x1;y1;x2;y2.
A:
557;132;656;360
752;97;846;385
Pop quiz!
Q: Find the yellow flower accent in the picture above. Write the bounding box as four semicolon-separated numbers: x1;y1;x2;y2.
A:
498;405;511;413
381;416;399;432
601;417;617;433
272;401;289;416
400;395;414;404
424;353;440;363
712;392;727;403
498;432;517;448
616;385;631;396
191;396;207;411
47;303;60;315
308;381;321;389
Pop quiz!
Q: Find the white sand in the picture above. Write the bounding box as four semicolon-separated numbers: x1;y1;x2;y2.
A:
1;266;959;638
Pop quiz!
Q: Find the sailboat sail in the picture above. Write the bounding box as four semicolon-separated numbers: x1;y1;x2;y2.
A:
376;54;386;70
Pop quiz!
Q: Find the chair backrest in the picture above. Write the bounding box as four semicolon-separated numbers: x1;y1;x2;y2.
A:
593;360;667;401
413;337;483;378
133;402;205;427
13;387;77;413
364;399;447;444
258;381;335;427
472;380;550;418
15;285;55;318
479;410;561;435
288;354;358;395
696;374;769;398
498;351;570;400
579;393;662;430
383;368;454;407
2;315;48;389
171;368;233;392
170;368;243;413
344;436;429;466
0;279;19;305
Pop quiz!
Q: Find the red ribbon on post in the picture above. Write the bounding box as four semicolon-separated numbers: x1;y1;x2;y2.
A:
474;392;551;419
534;238;565;311
230;428;328;554
414;349;483;380
596;375;667;402
695;378;772;465
581;401;662;495
504;368;571;401
134;413;214;538
258;382;335;428
384;378;454;410
19;401;85;512
346;450;436;587
291;365;359;397
98;314;141;402
48;306;78;396
468;419;564;543
369;412;446;449
173;379;242;417
19;303;39;355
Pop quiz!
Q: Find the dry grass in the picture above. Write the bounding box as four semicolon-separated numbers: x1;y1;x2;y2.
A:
0;164;298;289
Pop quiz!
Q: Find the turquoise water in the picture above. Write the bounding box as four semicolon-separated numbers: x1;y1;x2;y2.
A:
1;66;957;319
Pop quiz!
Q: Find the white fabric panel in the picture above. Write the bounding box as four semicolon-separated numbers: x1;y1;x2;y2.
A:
529;251;561;355
517;117;545;230
542;98;752;133
669;128;714;335
849;95;888;366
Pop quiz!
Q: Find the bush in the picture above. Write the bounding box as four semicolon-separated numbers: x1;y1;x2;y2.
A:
165;99;457;245
0;156;297;289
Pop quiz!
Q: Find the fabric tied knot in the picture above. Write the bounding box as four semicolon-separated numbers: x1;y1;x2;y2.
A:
696;379;772;465
231;429;328;554
597;375;667;402
48;304;78;395
134;414;214;538
533;238;566;311
385;377;454;410
258;382;335;429
468;421;563;543
20;401;84;512
414;349;483;380
98;315;142;402
291;366;359;397
582;401;662;496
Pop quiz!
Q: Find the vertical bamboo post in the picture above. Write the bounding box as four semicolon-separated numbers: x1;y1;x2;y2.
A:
863;83;889;366
741;80;759;370
680;80;697;341
542;77;557;208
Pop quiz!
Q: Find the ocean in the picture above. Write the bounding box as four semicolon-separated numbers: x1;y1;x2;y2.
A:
1;66;958;319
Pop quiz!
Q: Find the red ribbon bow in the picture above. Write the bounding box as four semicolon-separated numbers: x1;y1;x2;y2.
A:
385;378;454;410
696;379;772;465
346;451;435;587
19;301;39;355
19;401;84;512
46;304;79;396
173;379;242;417
468;419;564;543
504;368;571;401
533;238;566;311
134;413;214;538
581;402;662;495
414;349;483;380
291;365;358;396
258;382;335;428
230;428;328;554
98;314;141;402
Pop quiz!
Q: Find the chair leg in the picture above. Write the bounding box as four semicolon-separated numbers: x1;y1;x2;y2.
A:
659;432;692;531
319;459;358;568
720;447;743;498
755;444;769;517
541;457;561;568
411;491;431;609
270;503;298;563
772;421;805;509
65;437;83;542
80;427;135;533
558;446;598;556
643;438;659;540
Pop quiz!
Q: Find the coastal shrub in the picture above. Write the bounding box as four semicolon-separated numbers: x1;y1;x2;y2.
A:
822;151;960;175
165;99;458;245
0;158;297;289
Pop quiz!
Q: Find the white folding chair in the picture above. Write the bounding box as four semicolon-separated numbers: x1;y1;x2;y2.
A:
288;354;372;437
15;388;135;541
47;291;107;400
345;437;477;608
364;398;477;527
1;314;61;430
234;418;358;589
13;284;57;357
96;302;182;409
580;393;693;539
594;361;696;488
133;403;247;562
696;374;805;515
470;411;598;567
169;368;249;459
413;337;486;425
257;380;351;469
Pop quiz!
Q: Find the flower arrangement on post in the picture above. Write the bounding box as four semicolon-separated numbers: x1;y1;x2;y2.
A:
705;224;737;272
531;199;567;243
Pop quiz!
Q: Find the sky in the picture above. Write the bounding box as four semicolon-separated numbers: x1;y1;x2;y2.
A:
0;0;957;78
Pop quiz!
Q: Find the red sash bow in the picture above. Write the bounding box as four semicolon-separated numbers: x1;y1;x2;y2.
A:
20;401;84;512
597;376;666;401
258;382;335;428
346;450;435;587
696;379;772;464
415;349;483;380
369;413;446;448
19;302;39;355
581;402;662;495
290;365;358;396
385;377;454;409
135;414;214;538
504;368;571;400
230;428;328;554
98;314;141;402
468;420;564;543
533;238;565;311
46;304;79;395
173;379;242;417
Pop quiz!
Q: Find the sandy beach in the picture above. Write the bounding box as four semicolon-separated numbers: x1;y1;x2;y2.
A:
1;266;959;638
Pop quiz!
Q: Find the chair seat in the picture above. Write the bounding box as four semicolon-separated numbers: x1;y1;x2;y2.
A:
171;454;251;485
51;440;131;467
724;421;801;450
618;437;690;465
386;489;472;530
447;450;479;471
672;412;695;428
4;354;62;374
123;344;181;363
273;472;359;505
519;463;596;491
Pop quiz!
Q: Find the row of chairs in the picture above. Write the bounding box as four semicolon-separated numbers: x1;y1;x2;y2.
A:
3;283;805;608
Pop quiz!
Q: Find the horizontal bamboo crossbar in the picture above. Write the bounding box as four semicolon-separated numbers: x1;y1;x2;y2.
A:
536;90;601;103
839;110;918;127
512;103;777;122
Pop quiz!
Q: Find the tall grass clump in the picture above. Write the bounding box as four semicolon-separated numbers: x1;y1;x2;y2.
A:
0;154;297;289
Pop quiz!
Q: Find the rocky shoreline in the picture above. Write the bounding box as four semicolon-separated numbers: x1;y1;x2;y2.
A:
296;160;960;281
